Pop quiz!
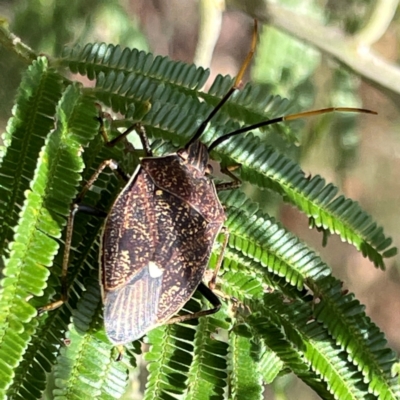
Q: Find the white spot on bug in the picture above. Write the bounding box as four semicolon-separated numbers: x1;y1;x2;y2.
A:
148;261;163;278
120;250;131;266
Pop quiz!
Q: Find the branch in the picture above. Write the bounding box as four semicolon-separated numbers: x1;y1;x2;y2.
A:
0;17;37;62
354;0;399;46
228;1;400;102
194;0;225;68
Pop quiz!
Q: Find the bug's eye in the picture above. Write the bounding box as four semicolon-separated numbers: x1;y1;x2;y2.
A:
206;164;213;174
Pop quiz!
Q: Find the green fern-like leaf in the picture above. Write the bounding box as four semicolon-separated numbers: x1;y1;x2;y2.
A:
0;57;63;256
61;43;209;91
258;348;284;384
0;69;99;398
311;276;399;399
52;276;128;400
217;190;399;399
184;301;230;400
212;133;395;269
61;42;298;142
143;298;199;400
228;328;264;400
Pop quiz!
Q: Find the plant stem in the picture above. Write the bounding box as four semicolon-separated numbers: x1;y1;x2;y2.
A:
228;0;400;102
0;17;37;63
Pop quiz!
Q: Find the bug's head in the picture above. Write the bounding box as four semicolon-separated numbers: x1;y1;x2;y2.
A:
178;19;376;178
179;21;258;168
178;140;211;174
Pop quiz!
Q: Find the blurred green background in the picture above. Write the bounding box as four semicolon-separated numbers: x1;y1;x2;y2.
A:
1;0;399;398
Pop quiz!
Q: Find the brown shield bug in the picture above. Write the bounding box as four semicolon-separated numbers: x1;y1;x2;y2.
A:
39;21;375;352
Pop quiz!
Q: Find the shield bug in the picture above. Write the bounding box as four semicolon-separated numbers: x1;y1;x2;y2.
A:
40;21;376;351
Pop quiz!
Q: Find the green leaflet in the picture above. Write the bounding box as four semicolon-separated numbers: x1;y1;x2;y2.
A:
144;298;199;400
312;276;399;399
62;43;209;120
258;348;284;384
0;70;99;398
265;296;370;400
214;133;395;269
62;42;298;142
52;276;128;400
221;190;331;288
0;57;63;256
228;330;264;400
61;43;209;91
143;297;231;400
218;190;399;399
184;301;230;400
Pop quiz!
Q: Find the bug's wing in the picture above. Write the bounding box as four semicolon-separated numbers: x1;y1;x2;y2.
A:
103;265;163;345
151;189;220;323
101;168;157;290
139;156;226;326
101;168;161;344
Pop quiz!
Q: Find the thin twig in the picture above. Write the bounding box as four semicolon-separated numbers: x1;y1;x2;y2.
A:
0;17;37;63
354;0;399;46
194;0;225;69
228;1;400;101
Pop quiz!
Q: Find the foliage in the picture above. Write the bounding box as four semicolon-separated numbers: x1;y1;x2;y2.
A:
0;14;399;400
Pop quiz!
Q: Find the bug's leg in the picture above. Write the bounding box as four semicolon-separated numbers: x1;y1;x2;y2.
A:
208;227;229;290
215;165;241;191
38;159;128;314
166;282;221;325
115;346;124;362
38;203;107;313
98;110;153;156
78;159;129;202
134;123;153;157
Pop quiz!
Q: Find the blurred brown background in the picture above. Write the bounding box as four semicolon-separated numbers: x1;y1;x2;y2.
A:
1;0;399;398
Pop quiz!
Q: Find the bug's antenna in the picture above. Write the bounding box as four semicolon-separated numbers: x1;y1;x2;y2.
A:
185;19;258;148
208;107;377;152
